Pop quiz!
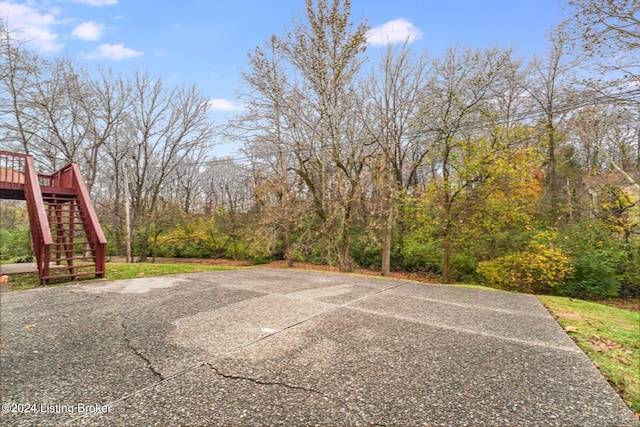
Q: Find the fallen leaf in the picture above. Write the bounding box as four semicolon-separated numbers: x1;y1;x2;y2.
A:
564;326;578;333
602;338;622;349
23;323;37;329
614;356;633;366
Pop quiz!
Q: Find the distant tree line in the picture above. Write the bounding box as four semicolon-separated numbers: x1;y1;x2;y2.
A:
1;0;638;299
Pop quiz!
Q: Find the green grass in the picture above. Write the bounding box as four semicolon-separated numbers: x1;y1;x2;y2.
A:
538;295;640;415
6;262;234;291
106;262;232;280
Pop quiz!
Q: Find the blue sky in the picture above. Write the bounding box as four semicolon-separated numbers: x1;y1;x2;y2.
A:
2;0;569;124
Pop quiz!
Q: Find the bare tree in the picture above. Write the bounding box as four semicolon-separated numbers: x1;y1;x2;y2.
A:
363;42;430;275
522;27;578;223
234;35;304;266
0;23;41;154
566;0;640;196
568;0;640;79
79;67;131;192
126;71;213;260
276;0;370;271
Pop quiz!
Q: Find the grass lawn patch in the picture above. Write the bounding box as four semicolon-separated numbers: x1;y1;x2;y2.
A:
105;262;232;280
538;295;640;416
6;262;235;291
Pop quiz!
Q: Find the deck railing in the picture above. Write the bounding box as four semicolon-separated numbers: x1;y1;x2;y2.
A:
0;151;55;280
48;163;107;277
0;151;106;283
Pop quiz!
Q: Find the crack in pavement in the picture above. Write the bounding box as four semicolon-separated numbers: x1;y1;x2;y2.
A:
204;362;369;425
120;319;165;381
205;362;326;395
69;280;408;425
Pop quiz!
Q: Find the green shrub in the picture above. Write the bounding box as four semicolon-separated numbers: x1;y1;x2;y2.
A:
351;230;381;269
8;254;33;263
451;252;477;282
554;249;623;299
556;223;638;299
178;241;213;258
399;238;443;274
0;226;32;260
477;231;574;293
617;241;640;298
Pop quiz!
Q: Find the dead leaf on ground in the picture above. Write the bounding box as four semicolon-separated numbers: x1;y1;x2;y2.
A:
23;323;36;329
564;326;578;332
612;356;633;366
587;337;624;352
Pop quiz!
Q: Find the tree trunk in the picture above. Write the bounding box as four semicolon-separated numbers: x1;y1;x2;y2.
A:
547;117;558;224
137;233;148;262
284;219;294;268
381;208;392;276
442;219;453;284
338;211;353;272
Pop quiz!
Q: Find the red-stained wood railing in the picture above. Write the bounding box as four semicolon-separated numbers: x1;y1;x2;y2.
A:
0;151;106;284
46;163;106;279
24;155;54;282
2;153;56;283
0;150;27;199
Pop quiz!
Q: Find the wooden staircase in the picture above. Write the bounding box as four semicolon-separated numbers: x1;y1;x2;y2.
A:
0;151;106;285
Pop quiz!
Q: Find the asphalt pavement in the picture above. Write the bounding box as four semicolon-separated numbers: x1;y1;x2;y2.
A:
1;268;638;426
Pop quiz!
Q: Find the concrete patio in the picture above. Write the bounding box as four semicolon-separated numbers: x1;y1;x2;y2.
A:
1;269;637;426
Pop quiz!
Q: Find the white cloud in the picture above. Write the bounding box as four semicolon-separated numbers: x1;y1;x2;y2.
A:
72;21;103;40
0;1;63;52
86;43;143;60
207;99;245;112
68;0;118;6
366;18;423;46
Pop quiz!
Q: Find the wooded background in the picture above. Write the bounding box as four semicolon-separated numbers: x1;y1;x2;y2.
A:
1;0;638;299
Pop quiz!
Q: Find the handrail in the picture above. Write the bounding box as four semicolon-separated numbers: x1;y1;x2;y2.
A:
68;163;107;275
45;163;107;275
0;150;26;189
2;150;106;282
23;155;53;281
0;150;28;159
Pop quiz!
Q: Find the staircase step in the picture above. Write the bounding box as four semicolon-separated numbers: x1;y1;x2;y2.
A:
48;264;96;271
50;222;86;226
51;256;96;262
48;217;88;222
51;241;90;245
51;241;90;246
42;271;104;281
51;245;91;249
